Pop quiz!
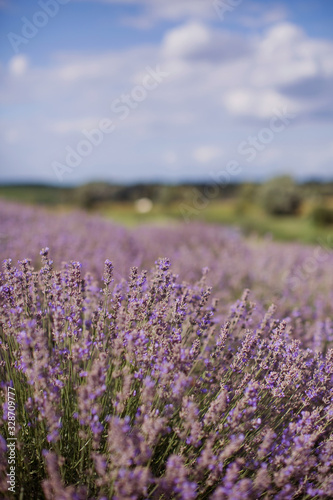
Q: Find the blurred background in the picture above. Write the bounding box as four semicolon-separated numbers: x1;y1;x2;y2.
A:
0;0;333;244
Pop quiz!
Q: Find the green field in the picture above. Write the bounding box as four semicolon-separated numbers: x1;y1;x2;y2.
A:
1;183;332;248
94;199;333;247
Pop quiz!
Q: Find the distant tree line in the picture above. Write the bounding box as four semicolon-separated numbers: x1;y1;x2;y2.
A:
1;177;333;225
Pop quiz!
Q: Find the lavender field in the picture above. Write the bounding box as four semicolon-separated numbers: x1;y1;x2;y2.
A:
1;200;333;499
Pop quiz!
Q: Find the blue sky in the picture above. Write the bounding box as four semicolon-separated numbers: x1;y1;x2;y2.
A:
0;0;332;185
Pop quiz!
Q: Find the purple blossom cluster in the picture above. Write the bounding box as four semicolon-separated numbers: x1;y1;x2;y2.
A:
0;200;332;499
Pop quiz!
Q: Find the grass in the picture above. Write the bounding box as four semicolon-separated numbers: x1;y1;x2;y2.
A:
0;185;73;205
96;199;333;248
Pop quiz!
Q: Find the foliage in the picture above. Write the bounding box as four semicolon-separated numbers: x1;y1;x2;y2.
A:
258;176;302;216
311;206;333;226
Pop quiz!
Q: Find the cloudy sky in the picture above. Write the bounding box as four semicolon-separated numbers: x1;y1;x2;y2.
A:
0;0;332;185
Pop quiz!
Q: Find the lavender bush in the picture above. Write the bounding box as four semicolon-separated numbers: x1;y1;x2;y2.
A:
0;200;333;499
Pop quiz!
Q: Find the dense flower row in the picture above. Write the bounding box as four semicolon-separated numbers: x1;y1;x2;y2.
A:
0;200;332;351
0;244;333;499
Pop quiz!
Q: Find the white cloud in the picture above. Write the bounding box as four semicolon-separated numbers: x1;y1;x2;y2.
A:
8;55;29;77
161;21;253;63
223;88;298;119
193;146;223;164
162;22;211;60
252;23;332;87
